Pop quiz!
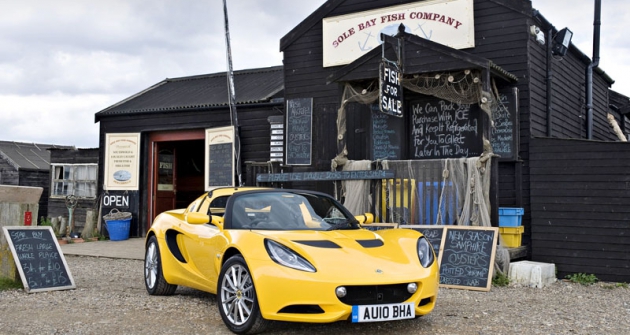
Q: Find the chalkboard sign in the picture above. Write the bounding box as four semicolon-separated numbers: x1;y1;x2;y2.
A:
438;226;498;291
361;223;399;231
410;99;483;159
208;142;234;187
491;88;519;161
372;109;403;160
400;225;445;258
286;98;312;165
2;226;76;293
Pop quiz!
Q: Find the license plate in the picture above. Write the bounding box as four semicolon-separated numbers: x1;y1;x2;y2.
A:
351;303;415;323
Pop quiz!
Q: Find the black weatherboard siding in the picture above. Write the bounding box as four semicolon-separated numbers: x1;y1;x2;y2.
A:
530;137;630;282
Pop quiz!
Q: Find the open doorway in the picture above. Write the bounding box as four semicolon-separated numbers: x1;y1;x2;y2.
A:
148;130;205;225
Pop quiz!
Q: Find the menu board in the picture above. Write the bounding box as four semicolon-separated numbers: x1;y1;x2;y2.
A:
2;226;76;293
205;126;235;189
410;99;482;159
438;226;498;291
372;110;403;160
286;98;312;165
491;88;518;161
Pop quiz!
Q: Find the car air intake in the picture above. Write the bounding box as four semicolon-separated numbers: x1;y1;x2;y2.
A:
338;284;412;305
278;305;325;314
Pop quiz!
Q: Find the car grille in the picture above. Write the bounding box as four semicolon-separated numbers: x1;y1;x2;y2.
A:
338;284;413;305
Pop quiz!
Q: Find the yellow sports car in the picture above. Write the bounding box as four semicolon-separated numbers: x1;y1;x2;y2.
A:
144;187;439;334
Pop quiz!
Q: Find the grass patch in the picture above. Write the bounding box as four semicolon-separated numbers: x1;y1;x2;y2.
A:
0;277;23;291
565;273;598;285
603;282;629;289
492;272;510;287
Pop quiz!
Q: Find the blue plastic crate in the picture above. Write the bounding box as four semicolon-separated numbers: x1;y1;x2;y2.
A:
498;207;524;227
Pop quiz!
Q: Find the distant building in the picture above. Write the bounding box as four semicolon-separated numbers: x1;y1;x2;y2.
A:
47;148;99;235
0;141;73;220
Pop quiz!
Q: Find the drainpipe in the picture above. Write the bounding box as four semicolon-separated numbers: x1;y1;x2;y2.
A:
546;27;553;137
585;0;601;139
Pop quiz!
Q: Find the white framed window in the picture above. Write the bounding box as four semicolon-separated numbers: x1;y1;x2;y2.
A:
51;164;98;198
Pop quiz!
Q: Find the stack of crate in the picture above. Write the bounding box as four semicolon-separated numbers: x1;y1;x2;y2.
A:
498;207;524;248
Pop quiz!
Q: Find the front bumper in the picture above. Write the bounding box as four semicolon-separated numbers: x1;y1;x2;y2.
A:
252;261;439;323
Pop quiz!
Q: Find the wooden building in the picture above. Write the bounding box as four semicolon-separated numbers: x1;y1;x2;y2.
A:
0;141;73;221
95;0;629;281
47;148;99;235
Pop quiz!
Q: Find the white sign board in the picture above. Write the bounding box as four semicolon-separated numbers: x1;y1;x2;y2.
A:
104;133;141;190
322;0;475;67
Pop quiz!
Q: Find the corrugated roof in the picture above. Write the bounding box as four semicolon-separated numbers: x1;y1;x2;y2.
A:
96;66;284;119
0;141;74;171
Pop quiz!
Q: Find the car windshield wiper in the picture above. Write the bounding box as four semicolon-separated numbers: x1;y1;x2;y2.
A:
325;219;359;231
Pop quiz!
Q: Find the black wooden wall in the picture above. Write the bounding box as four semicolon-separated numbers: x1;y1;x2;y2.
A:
0;158;19;186
530;137;630;282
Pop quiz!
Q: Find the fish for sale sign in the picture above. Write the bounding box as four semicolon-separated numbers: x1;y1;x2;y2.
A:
380;61;403;117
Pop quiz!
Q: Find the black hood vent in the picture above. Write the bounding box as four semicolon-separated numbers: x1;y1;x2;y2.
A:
293;240;341;248
356;239;384;248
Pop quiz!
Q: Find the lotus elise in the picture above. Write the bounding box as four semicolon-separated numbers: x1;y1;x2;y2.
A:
144;187;439;334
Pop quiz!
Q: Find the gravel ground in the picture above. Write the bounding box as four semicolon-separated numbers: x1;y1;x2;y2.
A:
1;255;629;335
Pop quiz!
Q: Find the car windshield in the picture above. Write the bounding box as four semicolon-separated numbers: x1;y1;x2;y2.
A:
230;192;354;230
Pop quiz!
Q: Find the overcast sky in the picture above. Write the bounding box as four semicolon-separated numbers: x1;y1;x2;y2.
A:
1;0;627;148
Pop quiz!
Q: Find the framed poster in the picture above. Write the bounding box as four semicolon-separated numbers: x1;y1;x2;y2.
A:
104;133;140;190
205;126;235;190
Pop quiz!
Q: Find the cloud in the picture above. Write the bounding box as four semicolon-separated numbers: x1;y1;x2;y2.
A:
0;92;122;147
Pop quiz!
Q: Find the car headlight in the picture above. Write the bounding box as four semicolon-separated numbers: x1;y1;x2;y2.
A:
417;237;435;268
265;239;316;273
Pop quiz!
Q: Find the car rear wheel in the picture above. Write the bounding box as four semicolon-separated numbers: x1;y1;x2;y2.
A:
144;235;177;295
218;255;269;334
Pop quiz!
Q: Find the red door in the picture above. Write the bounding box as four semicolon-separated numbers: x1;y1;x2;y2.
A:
154;144;176;217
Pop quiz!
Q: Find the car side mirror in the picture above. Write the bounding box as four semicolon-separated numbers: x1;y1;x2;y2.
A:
354;213;374;224
186;212;210;225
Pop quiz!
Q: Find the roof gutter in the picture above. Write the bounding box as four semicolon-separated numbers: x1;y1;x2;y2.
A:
94;100;285;122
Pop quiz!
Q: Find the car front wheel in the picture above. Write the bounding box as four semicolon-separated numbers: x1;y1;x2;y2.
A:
144;235;177;295
218;255;269;334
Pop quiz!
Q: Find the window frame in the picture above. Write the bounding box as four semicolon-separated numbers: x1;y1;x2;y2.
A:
50;163;98;199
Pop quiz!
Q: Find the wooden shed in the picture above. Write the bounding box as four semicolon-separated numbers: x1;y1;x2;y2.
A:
47;148;99;235
0;141;73;221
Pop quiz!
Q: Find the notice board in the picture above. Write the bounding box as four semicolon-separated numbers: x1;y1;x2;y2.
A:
410;98;482;159
2;226;76;293
285;98;312;165
491;87;519;161
401;225;498;291
438;226;498;291
205;126;235;189
371;109;403;160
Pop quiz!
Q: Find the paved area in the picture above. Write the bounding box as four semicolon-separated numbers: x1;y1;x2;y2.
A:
60;237;145;260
